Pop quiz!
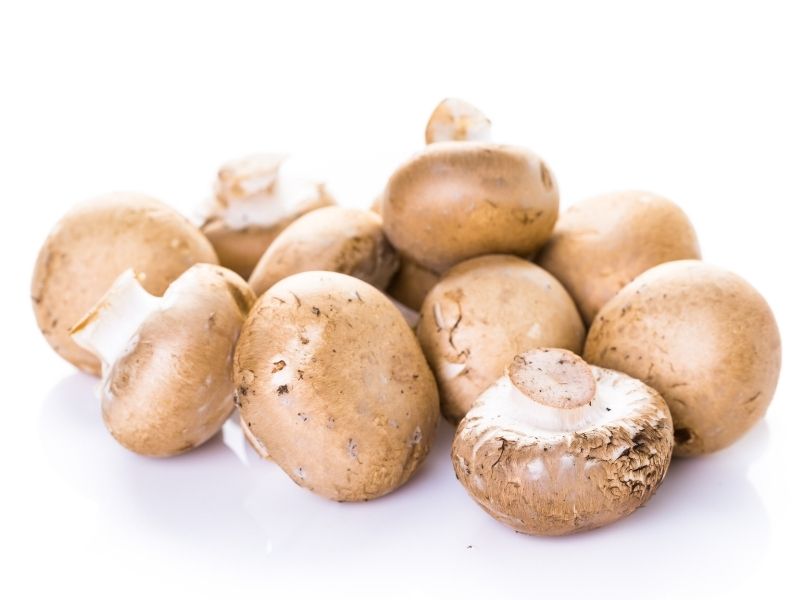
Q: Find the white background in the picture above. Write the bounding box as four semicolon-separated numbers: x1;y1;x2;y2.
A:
1;1;798;598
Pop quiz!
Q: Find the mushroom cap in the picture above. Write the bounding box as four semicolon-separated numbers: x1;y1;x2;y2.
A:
584;260;781;456
234;271;440;501
386;253;441;312
199;154;335;278
417;255;585;424
537;191;701;324
31;192;218;375
248;206;399;297
425;98;492;144
452;348;673;536
382;142;559;273
71;264;255;457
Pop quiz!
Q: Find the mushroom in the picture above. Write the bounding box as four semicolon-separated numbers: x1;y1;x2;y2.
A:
386;254;442;312
382;142;558;273
70;264;254;456
417;255;585;424
199;154;335;278
248;206;399;297
31;192;218;375
584;260;781;456
537;191;701;324
452;348;674;536
424;98;492;144
234;271;439;501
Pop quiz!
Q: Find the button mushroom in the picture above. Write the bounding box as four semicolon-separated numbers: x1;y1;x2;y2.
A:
248;206;399;297
417;254;585;424
31;193;218;375
424;97;492;144
537;191;701;324
199;154;334;278
382;142;559;273
234;271;439;501
452;348;674;536
584;260;781;456
71;264;255;457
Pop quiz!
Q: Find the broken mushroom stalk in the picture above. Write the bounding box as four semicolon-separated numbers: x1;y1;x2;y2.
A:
199;154;335;278
71;264;255;457
452;348;674;536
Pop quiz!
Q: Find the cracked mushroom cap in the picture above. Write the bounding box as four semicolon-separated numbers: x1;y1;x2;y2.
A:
584;260;781;456
199;154;335;278
537;191;701;324
425;98;492;144
248;206;399;297
71;264;255;457
417;255;585;424
452;348;674;536
382;142;559;273
31;193;218;375
234;271;439;501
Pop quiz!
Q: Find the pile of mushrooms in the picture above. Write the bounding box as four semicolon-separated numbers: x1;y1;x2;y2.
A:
31;98;781;535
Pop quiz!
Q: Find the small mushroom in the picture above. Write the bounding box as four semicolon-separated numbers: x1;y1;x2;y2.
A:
537;191;701;324
417;255;585;423
31;192;218;375
234;271;439;501
425;98;492;144
71;264;255;457
386;253;441;312
584;260;781;456
382;142;559;273
248;206;399;297
199;154;334;278
452;348;674;536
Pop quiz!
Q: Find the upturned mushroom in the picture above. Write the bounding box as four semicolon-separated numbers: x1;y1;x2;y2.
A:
417;255;585;423
452;348;674;536
248;206;399;297
382;142;559;273
537;191;701;324
234;271;439;501
71;264;255;457
584;260;781;456
424;98;492;144
31;192;218;375
199;154;334;278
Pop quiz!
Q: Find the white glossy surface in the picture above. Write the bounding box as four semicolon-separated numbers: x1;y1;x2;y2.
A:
2;1;799;598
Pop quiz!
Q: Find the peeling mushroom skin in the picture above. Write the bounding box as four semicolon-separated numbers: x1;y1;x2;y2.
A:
71;264;255;457
425;98;492;144
31;193;218;375
452;349;674;536
199;154;335;278
417;255;585;424
235;271;439;501
537;191;701;324
382;142;559;273
248;206;399;297
584;260;781;457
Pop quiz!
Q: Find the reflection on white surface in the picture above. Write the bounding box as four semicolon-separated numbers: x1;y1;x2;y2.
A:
38;373;770;596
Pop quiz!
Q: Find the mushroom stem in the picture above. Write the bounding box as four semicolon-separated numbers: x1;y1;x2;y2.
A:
70;269;160;372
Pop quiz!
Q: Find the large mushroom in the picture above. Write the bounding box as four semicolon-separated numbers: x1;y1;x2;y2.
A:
537;191;701;324
417;254;585;423
452;348;674;536
382;142;559;274
584;260;781;456
199;154;334;278
248;206;398;297
71;264;255;456
31;193;218;375
234;271;439;501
